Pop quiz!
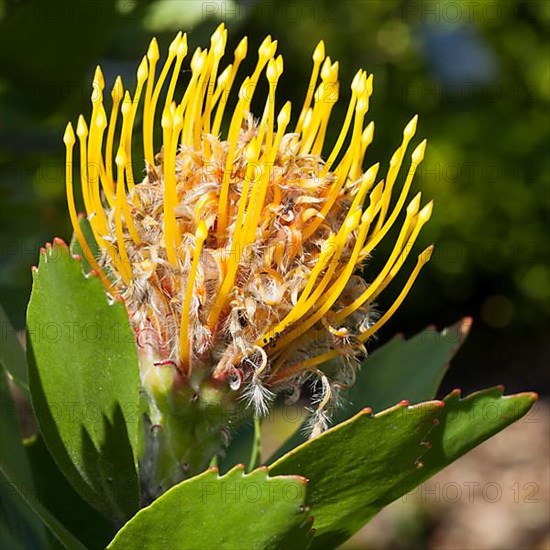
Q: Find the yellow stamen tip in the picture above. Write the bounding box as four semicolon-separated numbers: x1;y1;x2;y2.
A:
278;102;292;126
235;36;248;60
148;38;160;62
181;33;188;50
351;70;363;91
76;115;88;138
212;22;225;40
355;72;367;95
169;31;183;55
218;65;231;86
321;57;332;80
121;92;132;116
364;162;380;182
239;76;251;99
111;76;124;102
404;115;419;139
370;180;385;204
259;35;272;58
212;26;225;50
191;48;206;72
412;139;427;164
422;244;435;263
267;59;278;82
93;66;105;89
137;56;149;82
276;55;284;75
196;220;208;241
366;74;374;94
96;105;107;129
419;200;434;221
63;122;75;146
407;192;422;214
362;121;375;144
313;40;325;63
267;39;278;58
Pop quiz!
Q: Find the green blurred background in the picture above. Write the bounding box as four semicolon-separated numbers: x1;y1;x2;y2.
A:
1;0;548;399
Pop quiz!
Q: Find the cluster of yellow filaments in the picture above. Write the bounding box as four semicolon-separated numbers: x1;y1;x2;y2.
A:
63;24;432;433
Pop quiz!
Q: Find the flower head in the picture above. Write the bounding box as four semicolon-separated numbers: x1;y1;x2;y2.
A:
63;25;431;486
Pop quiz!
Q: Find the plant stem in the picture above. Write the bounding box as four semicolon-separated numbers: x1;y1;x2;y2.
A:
248;416;261;470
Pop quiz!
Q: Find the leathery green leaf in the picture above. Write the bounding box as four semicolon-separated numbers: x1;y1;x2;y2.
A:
0;304;30;400
395;386;538;500
269;387;537;549
108;465;313;550
0;366;48;548
269;400;444;548
26;239;140;520
337;317;472;418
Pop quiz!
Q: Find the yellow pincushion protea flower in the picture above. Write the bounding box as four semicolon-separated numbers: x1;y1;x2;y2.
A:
63;24;431;454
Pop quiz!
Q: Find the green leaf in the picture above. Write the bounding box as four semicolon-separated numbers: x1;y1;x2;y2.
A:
218;421;255;474
395;386;538;500
0;366;47;548
269;319;471;462
269;388;537;549
69;215;99;275
108;465;313;550
336;317;472;419
1;365;85;549
269;400;444;548
0;303;30;400
25;436;116;550
0;466;86;550
0;524;25;550
26;239;140;520
218;416;261;475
